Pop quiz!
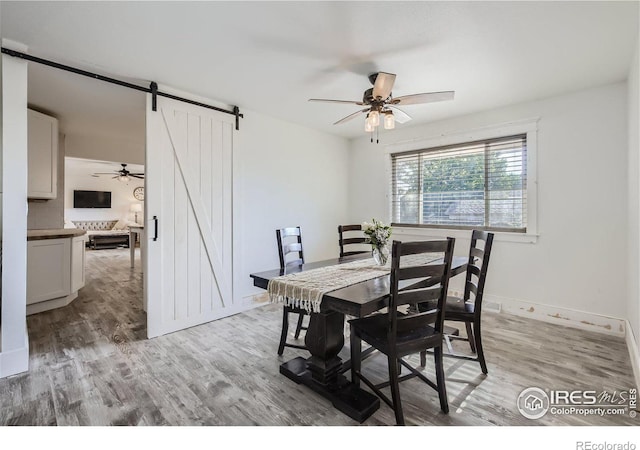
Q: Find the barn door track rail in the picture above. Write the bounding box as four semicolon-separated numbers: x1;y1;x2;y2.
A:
1;47;244;130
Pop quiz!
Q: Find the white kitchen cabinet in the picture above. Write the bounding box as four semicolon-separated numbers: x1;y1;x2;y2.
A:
26;233;86;315
27;238;70;305
27;109;58;199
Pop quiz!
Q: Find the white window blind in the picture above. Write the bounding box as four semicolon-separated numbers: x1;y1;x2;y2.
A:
391;134;527;232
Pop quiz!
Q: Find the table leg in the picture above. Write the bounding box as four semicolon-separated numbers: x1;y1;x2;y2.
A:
129;231;135;268
349;330;362;387
306;310;344;385
140;229;145;274
279;309;379;423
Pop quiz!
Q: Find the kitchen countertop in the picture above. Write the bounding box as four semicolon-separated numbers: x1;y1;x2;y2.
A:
27;229;87;241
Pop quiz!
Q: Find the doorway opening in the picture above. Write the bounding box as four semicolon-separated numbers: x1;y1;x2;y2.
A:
26;59;148;345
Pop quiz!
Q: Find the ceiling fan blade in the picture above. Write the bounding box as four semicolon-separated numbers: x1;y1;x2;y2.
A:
309;98;365;105
130;175;145;179
388;106;412;124
372;72;396;100
334;108;369;125
392;91;455;105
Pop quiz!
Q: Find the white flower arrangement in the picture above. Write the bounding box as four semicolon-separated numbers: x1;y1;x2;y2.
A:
362;219;392;249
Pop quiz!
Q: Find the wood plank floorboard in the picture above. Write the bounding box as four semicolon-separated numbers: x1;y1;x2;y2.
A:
0;248;637;425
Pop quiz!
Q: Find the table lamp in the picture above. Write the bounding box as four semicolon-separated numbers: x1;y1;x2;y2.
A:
130;203;142;224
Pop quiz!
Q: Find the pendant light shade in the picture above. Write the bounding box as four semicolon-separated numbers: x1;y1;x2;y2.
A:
364;115;374;132
369;110;380;127
384;111;395;130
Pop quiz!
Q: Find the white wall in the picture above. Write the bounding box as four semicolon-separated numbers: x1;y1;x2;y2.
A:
628;37;640;348
65;134;144;165
64;159;144;223
0;5;3;242
0;10;3;357
234;108;350;301
1;41;29;377
348;82;628;325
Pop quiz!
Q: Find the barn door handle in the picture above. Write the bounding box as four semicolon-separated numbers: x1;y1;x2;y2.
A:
153;216;158;241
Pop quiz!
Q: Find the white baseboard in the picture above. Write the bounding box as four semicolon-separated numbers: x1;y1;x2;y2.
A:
625;321;640;392
0;335;29;378
449;289;502;313
249;287;624;337
241;292;269;311
26;291;78;315
483;294;626;337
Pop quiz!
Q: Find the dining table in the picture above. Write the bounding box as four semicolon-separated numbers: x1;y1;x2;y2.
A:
250;253;468;423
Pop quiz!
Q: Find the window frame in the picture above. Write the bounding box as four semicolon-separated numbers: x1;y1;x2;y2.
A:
385;118;539;244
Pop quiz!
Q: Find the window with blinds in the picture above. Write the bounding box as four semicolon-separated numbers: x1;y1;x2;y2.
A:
391;134;527;232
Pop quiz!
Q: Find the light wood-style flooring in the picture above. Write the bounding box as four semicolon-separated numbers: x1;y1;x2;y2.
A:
0;248;636;425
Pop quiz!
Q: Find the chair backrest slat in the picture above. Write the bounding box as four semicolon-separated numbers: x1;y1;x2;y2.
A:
285;243;302;254
340;237;367;246
396;286;442;306
398;239;450;256
470;247;484;260
397;264;446;281
467;264;481;278
276;226;304;270
280;227;302;238
338;224;370;258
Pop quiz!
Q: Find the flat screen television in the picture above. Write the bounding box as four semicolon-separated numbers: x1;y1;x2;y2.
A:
73;190;111;208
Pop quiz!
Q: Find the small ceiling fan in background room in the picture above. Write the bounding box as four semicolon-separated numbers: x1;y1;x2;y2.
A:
309;72;454;143
92;163;144;182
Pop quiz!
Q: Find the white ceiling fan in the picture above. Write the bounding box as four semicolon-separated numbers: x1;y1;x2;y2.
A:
92;163;144;182
309;72;454;140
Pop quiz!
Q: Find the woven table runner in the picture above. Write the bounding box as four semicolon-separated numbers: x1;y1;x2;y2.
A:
267;253;440;313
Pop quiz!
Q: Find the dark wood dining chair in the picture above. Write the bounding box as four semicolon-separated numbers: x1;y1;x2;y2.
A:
276;226;308;355
420;230;494;374
338;224;369;258
349;238;455;425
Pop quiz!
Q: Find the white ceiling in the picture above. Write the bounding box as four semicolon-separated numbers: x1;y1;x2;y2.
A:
28;62;146;147
3;1;639;140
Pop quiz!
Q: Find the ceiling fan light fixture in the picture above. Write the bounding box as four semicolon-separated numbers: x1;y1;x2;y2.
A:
384;111;395;130
364;114;374;132
119;175;130;182
308;71;455;143
369;110;380;127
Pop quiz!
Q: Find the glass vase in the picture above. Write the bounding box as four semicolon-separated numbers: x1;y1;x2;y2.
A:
372;244;389;266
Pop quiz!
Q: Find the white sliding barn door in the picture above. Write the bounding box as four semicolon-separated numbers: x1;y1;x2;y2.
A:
145;93;234;338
